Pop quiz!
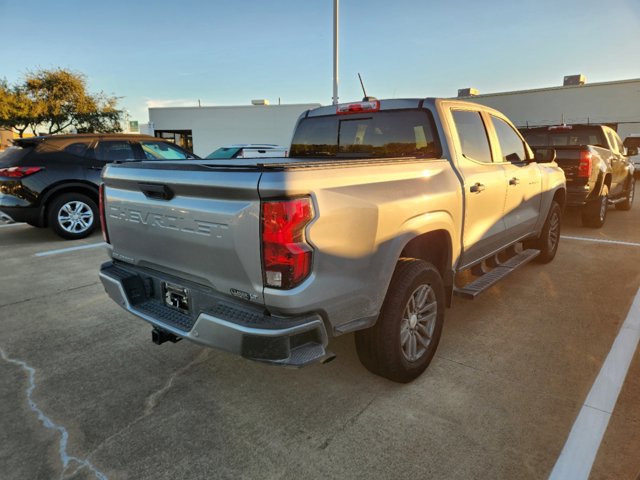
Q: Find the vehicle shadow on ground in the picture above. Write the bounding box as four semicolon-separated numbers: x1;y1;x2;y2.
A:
0;224;101;248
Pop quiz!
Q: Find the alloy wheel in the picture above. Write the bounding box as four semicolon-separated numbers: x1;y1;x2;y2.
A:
57;201;94;234
400;284;438;362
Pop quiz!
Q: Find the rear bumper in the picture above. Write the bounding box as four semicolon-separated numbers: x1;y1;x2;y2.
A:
99;261;331;367
566;185;594;207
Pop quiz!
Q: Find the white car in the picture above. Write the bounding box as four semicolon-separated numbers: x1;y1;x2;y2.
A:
205;144;288;159
623;134;640;178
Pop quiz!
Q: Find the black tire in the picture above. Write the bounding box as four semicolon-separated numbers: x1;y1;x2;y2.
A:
355;259;445;383
524;201;562;264
47;193;98;240
615;177;634;211
581;184;608;228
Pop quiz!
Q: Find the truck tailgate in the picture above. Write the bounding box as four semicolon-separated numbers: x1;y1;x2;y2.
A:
102;162;264;304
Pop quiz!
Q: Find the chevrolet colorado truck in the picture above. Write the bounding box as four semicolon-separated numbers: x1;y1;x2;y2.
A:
99;98;566;382
521;124;635;228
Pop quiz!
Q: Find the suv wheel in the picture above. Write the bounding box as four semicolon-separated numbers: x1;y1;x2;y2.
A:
581;184;609;228
355;259;445;383
615;177;634;211
48;193;98;240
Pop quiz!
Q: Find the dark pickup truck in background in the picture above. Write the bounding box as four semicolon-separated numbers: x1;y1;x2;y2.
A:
521;124;635;227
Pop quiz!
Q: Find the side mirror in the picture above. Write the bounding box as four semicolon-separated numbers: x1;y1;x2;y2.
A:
532;147;556;163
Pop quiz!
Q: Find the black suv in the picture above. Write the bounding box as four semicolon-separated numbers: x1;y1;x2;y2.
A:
0;134;198;239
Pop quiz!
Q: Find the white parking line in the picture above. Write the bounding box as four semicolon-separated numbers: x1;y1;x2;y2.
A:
35;242;107;257
0;222;26;228
560;235;640;248
549;288;640;480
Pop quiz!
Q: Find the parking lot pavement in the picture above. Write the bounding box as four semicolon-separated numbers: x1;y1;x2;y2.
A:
0;198;639;480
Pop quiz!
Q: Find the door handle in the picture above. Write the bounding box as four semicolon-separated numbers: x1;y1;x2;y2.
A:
509;177;520;186
470;182;485;193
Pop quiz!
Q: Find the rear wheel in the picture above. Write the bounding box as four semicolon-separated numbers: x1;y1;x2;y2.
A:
355;259;445;383
524;200;561;263
48;193;98;240
615;177;634;211
581;184;608;228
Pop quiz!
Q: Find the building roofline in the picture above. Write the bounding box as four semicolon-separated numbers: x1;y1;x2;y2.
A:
149;103;322;111
459;77;640;99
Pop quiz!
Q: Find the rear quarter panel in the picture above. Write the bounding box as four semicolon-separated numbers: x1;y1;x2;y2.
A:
259;159;461;333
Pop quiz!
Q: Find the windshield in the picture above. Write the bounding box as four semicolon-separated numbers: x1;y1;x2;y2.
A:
290;110;441;159
140;141;197;160
206;147;241;159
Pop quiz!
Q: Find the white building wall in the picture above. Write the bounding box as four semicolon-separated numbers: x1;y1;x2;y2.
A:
149;103;320;157
459;78;640;137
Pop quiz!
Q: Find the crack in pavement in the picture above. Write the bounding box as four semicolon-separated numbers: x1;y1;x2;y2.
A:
0;346;108;480
88;348;212;457
0;282;101;309
143;349;211;417
319;396;376;450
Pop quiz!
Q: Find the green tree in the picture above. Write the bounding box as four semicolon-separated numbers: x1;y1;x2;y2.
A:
0;68;123;137
0;80;39;137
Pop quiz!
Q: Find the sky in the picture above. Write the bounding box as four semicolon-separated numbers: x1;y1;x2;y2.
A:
1;0;639;123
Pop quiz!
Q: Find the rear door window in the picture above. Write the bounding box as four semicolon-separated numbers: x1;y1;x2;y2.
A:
491;116;526;162
95;141;136;162
452;110;493;163
63;142;92;158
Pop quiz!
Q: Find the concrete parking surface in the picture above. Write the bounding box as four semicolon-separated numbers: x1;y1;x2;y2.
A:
1;191;639;480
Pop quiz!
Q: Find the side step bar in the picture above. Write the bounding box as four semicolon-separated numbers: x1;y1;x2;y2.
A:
454;249;540;300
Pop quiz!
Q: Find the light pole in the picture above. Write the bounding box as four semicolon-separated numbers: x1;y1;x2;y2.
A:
332;0;339;105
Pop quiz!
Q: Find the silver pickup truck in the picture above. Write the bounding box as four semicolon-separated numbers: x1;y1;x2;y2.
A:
99;98;566;382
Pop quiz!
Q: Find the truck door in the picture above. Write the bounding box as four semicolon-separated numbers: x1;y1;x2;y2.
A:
450;109;508;268
489;115;542;242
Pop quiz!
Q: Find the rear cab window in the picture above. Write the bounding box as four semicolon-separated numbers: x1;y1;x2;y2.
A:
521;127;607;148
290;110;441;159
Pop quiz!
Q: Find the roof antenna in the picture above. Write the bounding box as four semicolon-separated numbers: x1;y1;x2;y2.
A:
358;73;377;102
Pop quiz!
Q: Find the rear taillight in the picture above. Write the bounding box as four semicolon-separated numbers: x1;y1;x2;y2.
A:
0;166;43;178
336;100;380;115
578;152;592;178
261;197;314;289
99;183;110;244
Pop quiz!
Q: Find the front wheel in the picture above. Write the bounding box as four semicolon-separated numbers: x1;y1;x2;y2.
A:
581;184;609;228
355;259;445;383
615;177;634;211
48;193;98;240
